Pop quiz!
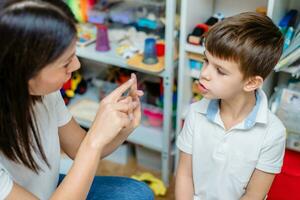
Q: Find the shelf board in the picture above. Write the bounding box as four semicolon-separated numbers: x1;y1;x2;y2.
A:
185;43;205;55
76;43;166;77
67;87;163;152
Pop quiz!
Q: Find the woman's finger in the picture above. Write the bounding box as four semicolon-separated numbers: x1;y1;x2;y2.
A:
113;101;138;113
118;96;132;104
104;78;134;103
136;90;144;97
117;112;131;127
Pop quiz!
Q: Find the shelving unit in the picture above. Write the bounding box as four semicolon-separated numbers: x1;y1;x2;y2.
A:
73;0;177;185
176;0;300;163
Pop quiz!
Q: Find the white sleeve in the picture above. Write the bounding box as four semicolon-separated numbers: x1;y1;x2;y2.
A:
256;121;286;174
176;107;194;155
54;91;72;127
0;162;13;199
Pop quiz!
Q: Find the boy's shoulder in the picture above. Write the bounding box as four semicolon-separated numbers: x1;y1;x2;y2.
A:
189;98;211;114
265;109;286;137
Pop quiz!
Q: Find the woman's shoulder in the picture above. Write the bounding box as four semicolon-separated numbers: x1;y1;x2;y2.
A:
42;90;62;105
0;161;13;199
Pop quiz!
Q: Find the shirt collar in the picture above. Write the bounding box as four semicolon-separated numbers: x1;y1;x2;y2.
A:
196;88;268;129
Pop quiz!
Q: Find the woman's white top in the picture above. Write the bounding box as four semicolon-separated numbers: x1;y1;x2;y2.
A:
0;91;72;199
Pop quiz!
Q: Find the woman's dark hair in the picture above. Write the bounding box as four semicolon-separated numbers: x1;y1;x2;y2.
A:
0;0;76;172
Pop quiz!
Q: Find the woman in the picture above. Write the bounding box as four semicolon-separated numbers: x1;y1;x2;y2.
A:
0;0;153;199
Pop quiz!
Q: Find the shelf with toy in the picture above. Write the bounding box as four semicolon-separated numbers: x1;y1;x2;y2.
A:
68;0;177;185
77;41;170;77
76;42;168;78
184;43;205;55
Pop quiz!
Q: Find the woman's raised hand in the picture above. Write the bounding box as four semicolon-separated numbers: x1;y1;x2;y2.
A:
118;73;144;134
88;78;138;149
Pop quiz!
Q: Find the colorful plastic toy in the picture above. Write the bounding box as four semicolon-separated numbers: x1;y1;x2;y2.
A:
67;0;96;23
95;24;110;52
131;172;167;196
143;104;163;127
143;38;158;64
60;71;87;105
187;13;224;45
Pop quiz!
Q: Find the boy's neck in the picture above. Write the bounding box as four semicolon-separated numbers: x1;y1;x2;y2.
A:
219;90;256;131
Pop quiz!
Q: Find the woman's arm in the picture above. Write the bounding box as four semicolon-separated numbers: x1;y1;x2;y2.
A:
52;78;136;199
240;169;275;200
6;79;136;200
58;118;86;160
176;151;194;200
6;126;102;200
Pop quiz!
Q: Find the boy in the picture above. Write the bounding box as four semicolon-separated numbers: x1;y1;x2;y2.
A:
176;12;286;200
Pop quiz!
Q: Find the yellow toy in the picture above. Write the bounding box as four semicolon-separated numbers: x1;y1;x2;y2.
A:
61;71;87;105
131;172;167;196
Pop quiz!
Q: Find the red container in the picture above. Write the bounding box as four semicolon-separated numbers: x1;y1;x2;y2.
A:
156;43;165;57
268;149;300;200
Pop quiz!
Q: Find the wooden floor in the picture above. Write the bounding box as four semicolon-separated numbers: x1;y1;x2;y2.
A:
96;157;175;200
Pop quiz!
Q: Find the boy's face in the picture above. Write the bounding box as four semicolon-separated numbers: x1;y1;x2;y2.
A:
28;41;81;95
198;50;246;100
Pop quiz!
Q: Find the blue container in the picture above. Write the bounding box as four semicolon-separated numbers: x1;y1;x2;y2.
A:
143;38;158;64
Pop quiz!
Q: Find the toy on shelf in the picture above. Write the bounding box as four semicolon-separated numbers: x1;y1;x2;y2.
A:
67;0;96;23
113;27;149;59
87;9;108;24
109;3;137;25
155;42;165;57
127;39;170;73
142;104;163;127
95;24;110;52
278;9;298;34
143;38;158;64
255;7;267;15
135;2;165;35
60;71;87;105
76;23;97;47
187;13;224;45
131;172;167;196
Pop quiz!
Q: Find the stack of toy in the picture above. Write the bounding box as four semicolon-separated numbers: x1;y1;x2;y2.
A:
187;13;224;46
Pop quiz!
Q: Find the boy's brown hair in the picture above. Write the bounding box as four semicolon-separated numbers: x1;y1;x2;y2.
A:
205;12;284;80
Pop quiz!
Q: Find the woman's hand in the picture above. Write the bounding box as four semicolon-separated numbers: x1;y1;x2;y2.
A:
87;78;138;149
119;73;144;135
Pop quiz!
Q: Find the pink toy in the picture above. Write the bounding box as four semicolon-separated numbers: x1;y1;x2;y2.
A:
143;106;163;127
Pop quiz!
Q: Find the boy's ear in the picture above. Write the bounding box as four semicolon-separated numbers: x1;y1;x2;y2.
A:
243;76;263;92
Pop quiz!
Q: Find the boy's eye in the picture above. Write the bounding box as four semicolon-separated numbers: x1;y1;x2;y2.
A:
217;68;226;75
203;57;208;63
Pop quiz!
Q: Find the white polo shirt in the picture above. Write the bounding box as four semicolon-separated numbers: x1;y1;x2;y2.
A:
177;89;286;200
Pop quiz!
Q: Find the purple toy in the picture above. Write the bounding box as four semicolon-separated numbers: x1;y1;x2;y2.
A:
95;24;110;52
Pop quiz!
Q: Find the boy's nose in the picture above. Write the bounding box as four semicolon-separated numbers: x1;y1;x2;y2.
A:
200;65;211;81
